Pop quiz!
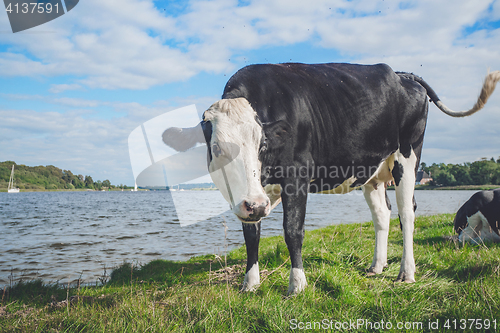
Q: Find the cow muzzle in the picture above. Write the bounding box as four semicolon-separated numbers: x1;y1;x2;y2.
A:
235;197;271;223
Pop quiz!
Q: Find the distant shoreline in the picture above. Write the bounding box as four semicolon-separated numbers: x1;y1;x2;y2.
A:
2;185;498;193
0;188;136;193
0;187;220;193
414;184;500;191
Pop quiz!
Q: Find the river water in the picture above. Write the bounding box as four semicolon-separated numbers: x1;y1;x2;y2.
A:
0;190;478;285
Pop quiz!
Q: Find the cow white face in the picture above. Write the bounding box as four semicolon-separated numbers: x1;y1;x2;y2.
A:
203;98;271;222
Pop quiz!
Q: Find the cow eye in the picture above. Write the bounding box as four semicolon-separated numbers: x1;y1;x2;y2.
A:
212;143;223;157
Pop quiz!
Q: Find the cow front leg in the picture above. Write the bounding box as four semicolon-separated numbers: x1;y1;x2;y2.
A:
393;150;417;283
363;183;391;275
282;179;309;295
241;221;261;291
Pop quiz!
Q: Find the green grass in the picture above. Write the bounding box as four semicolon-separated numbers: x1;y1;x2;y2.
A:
2;213;500;332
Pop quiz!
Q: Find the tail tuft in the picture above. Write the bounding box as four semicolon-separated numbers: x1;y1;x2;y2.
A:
475;70;500;112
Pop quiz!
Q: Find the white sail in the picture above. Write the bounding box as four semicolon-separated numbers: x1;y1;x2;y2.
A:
8;165;20;193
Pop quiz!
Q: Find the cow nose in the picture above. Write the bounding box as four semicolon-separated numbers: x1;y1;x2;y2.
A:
244;200;253;212
241;198;270;221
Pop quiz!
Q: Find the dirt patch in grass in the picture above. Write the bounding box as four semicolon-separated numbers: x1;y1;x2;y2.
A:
209;264;245;285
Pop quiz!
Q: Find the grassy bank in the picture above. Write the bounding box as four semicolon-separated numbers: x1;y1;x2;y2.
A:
2;213;500;332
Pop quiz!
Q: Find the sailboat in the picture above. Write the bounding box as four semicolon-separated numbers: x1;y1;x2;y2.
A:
8;165;20;193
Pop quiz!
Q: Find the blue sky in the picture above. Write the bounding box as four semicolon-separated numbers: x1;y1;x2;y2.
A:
0;0;500;185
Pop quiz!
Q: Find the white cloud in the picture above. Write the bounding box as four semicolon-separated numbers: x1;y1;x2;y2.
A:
49;83;82;94
0;0;499;177
0;0;498;91
490;0;500;20
52;97;100;108
0;0;197;88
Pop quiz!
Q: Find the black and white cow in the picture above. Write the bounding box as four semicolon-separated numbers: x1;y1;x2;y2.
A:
454;189;500;244
163;63;500;294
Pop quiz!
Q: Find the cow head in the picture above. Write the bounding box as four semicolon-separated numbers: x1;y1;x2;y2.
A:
162;98;288;223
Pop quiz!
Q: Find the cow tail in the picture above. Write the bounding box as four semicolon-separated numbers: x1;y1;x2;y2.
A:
397;70;500;117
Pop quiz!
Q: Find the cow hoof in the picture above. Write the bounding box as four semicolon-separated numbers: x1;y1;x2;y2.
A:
395;272;415;283
366;263;388;276
287;268;307;295
241;263;260;292
241;283;259;292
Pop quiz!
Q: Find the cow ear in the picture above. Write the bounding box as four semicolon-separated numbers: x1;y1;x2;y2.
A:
162;122;209;152
262;120;291;149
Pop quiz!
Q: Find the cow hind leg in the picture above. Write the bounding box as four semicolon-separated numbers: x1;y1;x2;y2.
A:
363;183;391;275
392;149;417;283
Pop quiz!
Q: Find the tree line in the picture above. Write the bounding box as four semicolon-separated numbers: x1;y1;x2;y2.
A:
0;161;129;191
2;158;499;191
421;157;500;187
